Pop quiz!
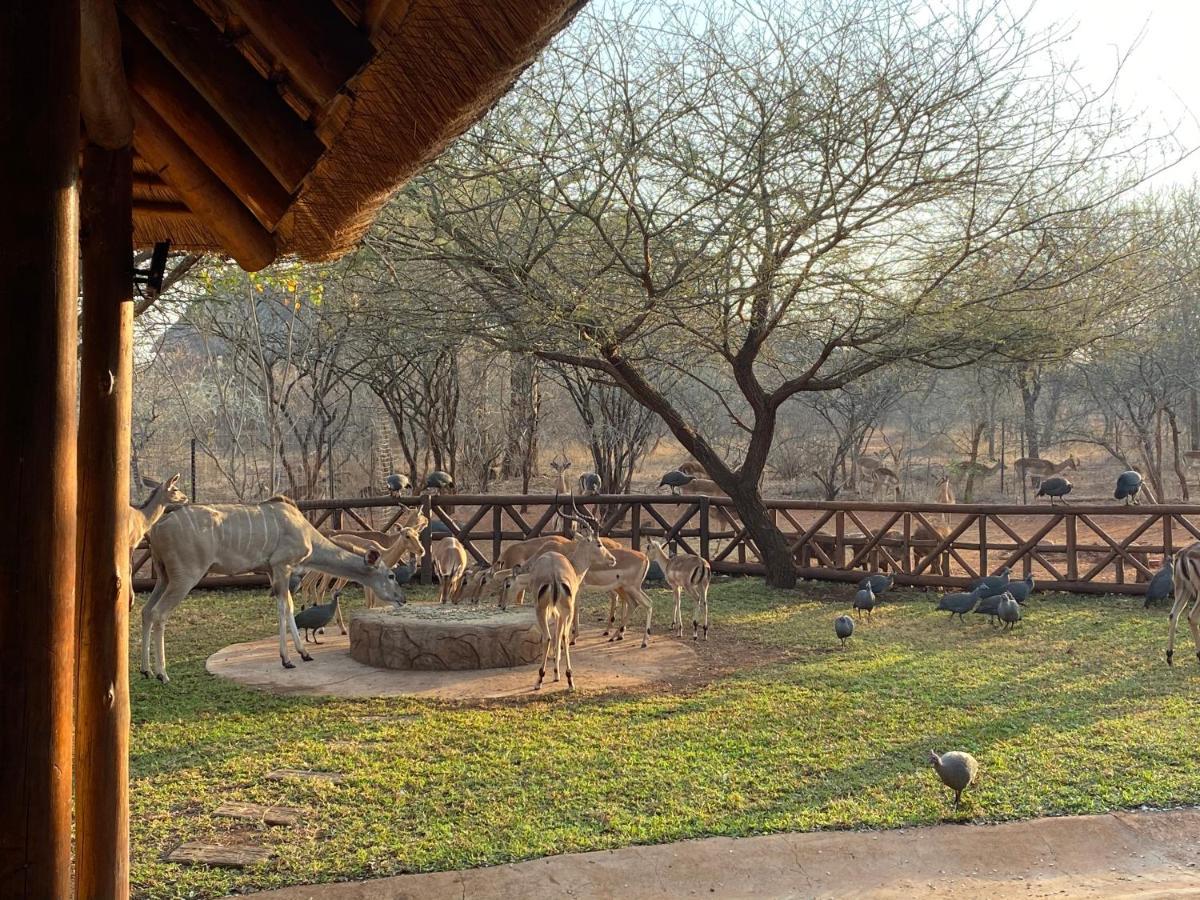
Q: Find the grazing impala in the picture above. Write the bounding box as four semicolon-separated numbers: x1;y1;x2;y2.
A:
646;540;711;640
524;526;616;690
433;535;471;604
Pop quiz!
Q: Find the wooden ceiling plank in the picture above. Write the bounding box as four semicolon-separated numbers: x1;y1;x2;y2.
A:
121;0;323;189
132;199;192;216
222;0;372;106
123;24;290;227
131;94;276;270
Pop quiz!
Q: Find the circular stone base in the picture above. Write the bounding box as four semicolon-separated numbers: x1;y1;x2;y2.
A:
350;605;542;670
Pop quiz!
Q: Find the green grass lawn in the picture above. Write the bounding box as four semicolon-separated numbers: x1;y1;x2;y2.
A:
130;579;1200;899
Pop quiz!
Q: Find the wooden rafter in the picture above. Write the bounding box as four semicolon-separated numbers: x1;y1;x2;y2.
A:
222;0;373;106
121;0;324;189
123;25;290;227
131;94;275;270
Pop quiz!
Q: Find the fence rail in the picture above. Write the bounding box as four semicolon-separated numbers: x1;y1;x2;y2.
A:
132;493;1198;595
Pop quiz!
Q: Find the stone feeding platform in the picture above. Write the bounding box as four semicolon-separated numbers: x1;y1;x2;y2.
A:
206;601;700;701
349;605;542;670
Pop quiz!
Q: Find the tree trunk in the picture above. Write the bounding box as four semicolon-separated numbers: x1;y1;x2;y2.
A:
1167;408;1190;501
962;421;985;503
728;478;796;588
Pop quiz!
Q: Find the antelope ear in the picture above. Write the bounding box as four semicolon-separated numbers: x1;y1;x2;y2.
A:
142;476;160;489
166;473;181;489
364;548;381;566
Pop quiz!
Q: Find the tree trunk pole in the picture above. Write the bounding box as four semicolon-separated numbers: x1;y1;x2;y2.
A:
0;2;80;893
76;142;134;900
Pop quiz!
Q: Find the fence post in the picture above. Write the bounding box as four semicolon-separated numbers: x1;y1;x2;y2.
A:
492;504;502;563
631;501;641;550
1065;514;1077;582
835;510;845;569
699;497;710;560
190;437;197;502
421;494;433;585
979;515;988;576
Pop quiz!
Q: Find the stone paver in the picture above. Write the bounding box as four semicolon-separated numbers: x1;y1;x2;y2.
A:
231;808;1200;899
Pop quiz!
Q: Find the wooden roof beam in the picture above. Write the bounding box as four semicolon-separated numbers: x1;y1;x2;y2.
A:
81;0;134;148
121;0;324;190
132;199;192;217
222;0;372;106
123;25;290;227
131;94;276;270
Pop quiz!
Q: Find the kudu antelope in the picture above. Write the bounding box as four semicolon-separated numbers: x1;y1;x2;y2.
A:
646;540;711;640
130;474;189;549
142;496;404;681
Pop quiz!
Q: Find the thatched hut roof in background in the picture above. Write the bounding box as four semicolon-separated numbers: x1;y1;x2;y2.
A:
121;0;585;270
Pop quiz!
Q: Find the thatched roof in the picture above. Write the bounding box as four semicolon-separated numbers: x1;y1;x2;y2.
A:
119;0;585;270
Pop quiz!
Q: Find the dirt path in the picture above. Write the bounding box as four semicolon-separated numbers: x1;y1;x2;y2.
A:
237;808;1200;899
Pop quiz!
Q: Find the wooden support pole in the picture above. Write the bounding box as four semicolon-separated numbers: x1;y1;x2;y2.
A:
222;0;372;106
123;26;290;227
0;1;80;893
81;0;134;148
76;143;134;900
131;94;276;271
121;0;324;189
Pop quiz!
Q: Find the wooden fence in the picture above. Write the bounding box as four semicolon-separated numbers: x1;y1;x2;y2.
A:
131;494;1199;596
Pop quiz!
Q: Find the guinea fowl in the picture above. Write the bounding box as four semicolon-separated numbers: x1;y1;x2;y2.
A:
1007;574;1035;604
578;472;603;495
1144;561;1173;609
658;470;696;495
385;473;411;496
929;750;979;809
936;586;984;621
853;585;877;619
997;593;1022;630
425;470;454;493
857;572;894;595
969;566;1011;597
294;591;342;644
834;615;854;648
1036;475;1073;504
973;590;1024;626
1114;470;1144;505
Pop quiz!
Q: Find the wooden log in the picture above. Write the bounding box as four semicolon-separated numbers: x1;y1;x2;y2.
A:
123;25;290;227
121;0;324;189
81;0;134;148
0;2;79;893
131;94;276;271
164;841;271;868
222;0;372;106
76;142;134;900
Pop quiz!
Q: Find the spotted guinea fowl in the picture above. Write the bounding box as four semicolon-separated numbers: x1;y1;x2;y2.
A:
385;473;411;496
997;593;1022;630
294;591;342;644
658;470;696;495
974;589;1024;626
425;470;454;493
857;572;894;595
834;615;854;648
578;472;603;496
936;586;984;622
853;585;876;620
1006;574;1035;604
969;566;1011;597
1036;475;1073;504
929;750;979;808
1114;470;1144;505
1144;561;1173;609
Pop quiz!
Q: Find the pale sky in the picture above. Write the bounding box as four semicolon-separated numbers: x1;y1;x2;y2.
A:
1026;0;1200;185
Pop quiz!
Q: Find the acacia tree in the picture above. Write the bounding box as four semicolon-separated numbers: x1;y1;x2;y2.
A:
370;0;1175;585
